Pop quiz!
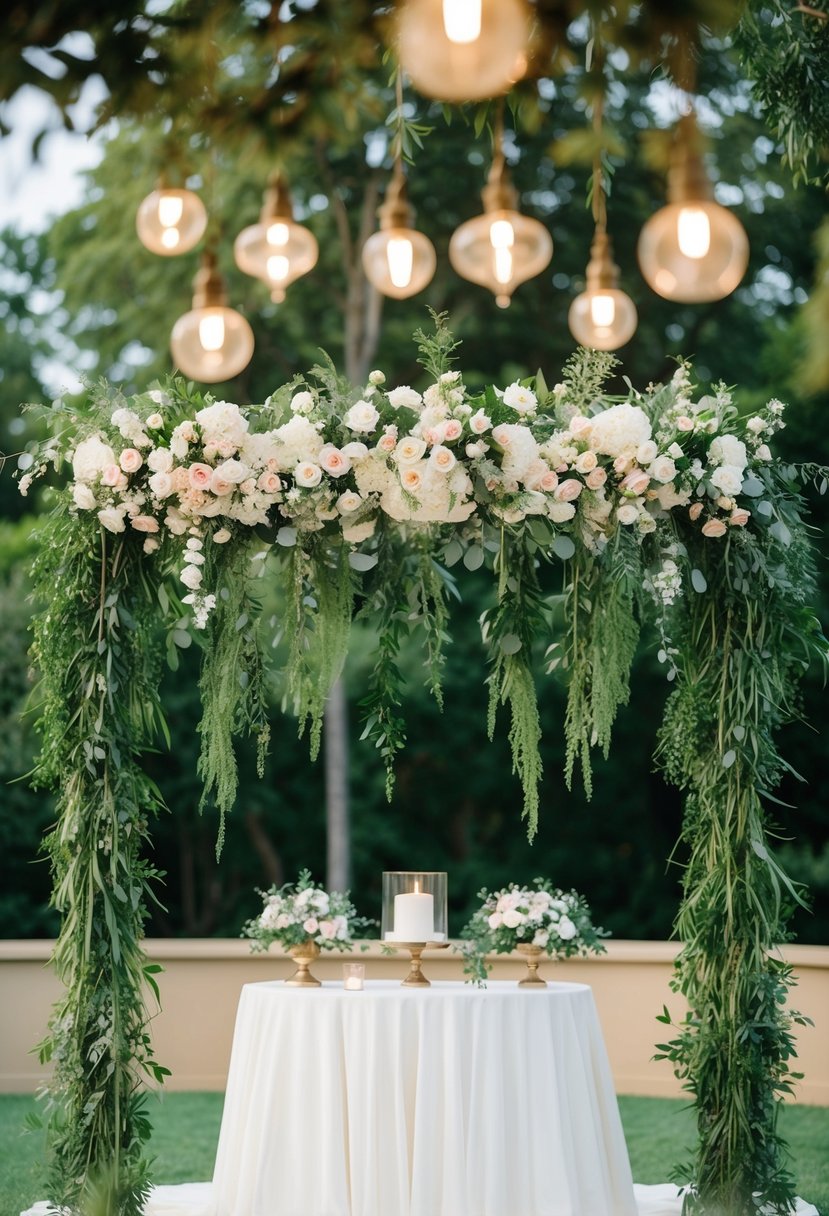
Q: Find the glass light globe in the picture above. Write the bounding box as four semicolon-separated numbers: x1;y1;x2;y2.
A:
637;115;749;303
136;187;207;256
637;200;749;303
568;229;638;350
361;167;436;299
234;174;318;303
362;228;437;298
450;153;551;306
170;252;254;383
396;0;530;101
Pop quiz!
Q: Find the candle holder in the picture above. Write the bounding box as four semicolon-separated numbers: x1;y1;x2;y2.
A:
382;872;449;986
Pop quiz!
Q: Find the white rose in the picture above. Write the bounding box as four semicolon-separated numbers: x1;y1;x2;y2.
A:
294;462;323;488
212;528;232;544
469;410;492;434
488;912;503;930
147;447;174;473
97;506;126;533
344;400;380;433
73;483;96;510
709;434;747;470
429;444;457;474
637;440;658;465
502;909;524;929
73;436;116;483
503;383;538;414
290;390;315;413
747;416;765;434
148;471;174;499
617;503;639;525
214;458;251;484
394;437;428;466
336;491;362;514
369;369;385;386
146;413;164;429
548;501;576;523
180;564;203;590
557;916;577;941
756;444;772;462
649;455;677;484
387;386;423;410
342;441;369;462
709;464;744;496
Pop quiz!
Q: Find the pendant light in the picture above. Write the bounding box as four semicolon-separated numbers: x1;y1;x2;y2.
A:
396;0;530;102
170;251;255;383
449;115;552;308
362;163;436;299
569;229;637;350
568;41;637;351
136;182;207;256
234;173;319;303
637;113;748;303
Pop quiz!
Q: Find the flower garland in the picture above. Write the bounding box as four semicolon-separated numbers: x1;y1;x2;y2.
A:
19;315;829;1216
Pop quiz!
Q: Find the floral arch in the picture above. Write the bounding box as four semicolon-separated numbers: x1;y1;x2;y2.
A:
22;317;826;1216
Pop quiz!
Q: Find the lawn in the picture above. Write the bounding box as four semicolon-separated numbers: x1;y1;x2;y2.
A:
3;1093;827;1214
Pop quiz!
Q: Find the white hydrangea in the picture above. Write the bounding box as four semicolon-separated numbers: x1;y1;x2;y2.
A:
589;403;652;459
273;415;324;468
195;400;250;448
492;424;539;481
709;434;747;470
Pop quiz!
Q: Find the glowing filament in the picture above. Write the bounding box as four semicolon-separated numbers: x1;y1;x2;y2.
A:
443;0;482;43
267;222;290;247
158;196;184;228
590;294;616;328
198;313;226;352
160;227;181;250
490;219;515;285
677;208;711;259
267;254;290;283
387;237;414;288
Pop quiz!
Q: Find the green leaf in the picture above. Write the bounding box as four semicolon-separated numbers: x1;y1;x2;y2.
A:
691;569;707;593
551;535;576;560
463;545;484;571
499;634;522;654
349;552;378;572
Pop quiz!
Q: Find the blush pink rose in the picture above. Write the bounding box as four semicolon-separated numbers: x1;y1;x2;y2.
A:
539;470;560;492
729;508;751;527
555;478;583;502
688;502;704;521
401;467;423;492
621;468;650;495
443;419;463;442
377;433;397;453
702;518;728;538
258;472;282;494
613;454;632;475
585;467;607;490
119;448;143;474
210;471;233;496
188;463;213;490
676;416;694;431
569;415;592;439
101;464;126;488
131;514;159;534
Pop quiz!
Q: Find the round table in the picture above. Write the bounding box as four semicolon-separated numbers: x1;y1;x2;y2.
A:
210;979;638;1216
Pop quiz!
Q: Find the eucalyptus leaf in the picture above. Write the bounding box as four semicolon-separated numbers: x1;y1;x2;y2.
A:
552;535;576;560
276;526;297;547
348;551;378;572
691;569;708;593
463;545;484;571
722;749;737;769
741;476;765;497
499;634;522;654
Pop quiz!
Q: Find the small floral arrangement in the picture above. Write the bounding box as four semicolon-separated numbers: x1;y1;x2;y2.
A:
459;878;608;985
242;869;372;953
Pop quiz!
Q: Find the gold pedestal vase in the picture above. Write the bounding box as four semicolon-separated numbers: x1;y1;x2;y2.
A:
286;940;322;987
516;943;548;987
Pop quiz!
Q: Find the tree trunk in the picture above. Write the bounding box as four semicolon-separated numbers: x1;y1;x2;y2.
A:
321;160;385;893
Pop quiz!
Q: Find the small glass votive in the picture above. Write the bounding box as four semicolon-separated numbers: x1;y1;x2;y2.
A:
343;963;365;991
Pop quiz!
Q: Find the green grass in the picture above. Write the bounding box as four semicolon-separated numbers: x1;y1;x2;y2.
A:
3;1093;827;1214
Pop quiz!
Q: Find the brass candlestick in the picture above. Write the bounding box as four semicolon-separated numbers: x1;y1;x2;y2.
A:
394;941;450;987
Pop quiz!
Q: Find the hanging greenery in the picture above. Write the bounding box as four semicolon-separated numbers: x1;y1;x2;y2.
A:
18;316;827;1215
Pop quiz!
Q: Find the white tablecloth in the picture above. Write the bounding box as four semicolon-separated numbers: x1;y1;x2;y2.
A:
210;978;638;1216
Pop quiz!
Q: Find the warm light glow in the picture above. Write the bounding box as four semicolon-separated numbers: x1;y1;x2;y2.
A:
493;248;513;284
677;207;711;259
414;880;420;894
267;222;290;246
198;314;226;352
387;237;415;289
490;219;515;249
442;0;481;43
160;227;181;250
267;255;290;283
158;196;184;228
590;294;616;328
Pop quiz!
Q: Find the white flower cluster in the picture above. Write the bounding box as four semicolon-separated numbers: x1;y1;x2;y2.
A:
486;886;579;948
242;872;366;952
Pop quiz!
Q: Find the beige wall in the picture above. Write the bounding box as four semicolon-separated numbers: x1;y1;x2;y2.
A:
1;939;826;1103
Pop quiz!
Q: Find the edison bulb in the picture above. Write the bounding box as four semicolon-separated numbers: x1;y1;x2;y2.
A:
397;0;530;101
638;202;748;303
234;217;318;302
136;188;207;256
170;306;254;383
568;288;638;350
450;208;552;307
362;227;436;299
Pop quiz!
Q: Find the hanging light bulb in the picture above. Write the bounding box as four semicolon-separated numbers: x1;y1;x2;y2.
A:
136;184;207;256
396;0;530;102
568;229;638;350
234;173;318;303
449;150;552;307
362;164;436;299
170;251;254;383
637;114;748;303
